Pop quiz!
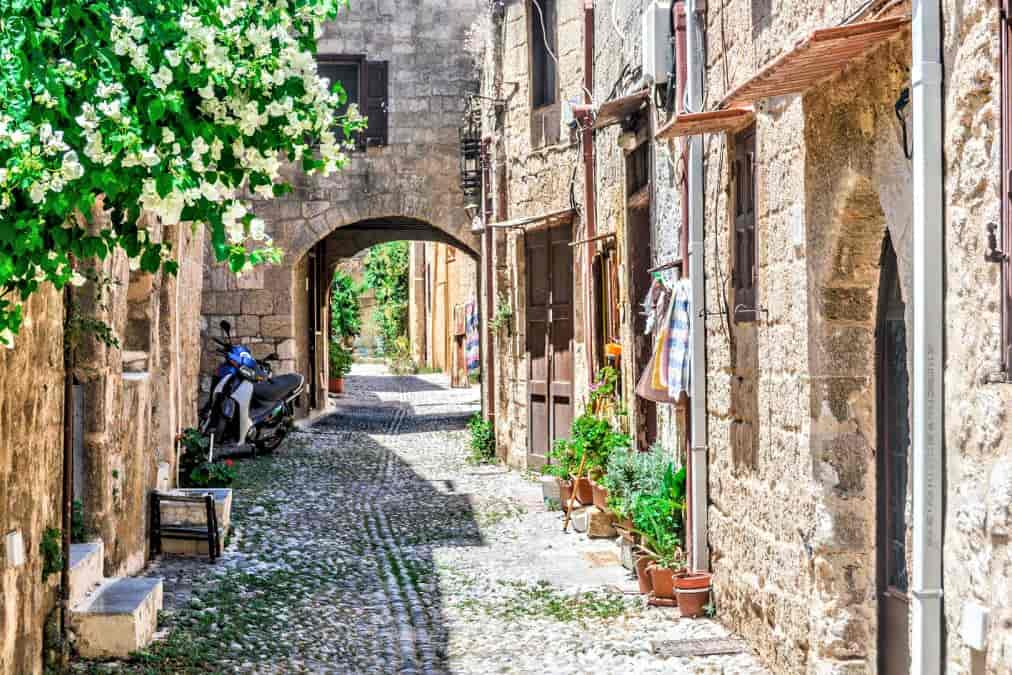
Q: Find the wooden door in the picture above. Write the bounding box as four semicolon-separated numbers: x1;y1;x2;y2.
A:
876;235;910;674
526;223;574;468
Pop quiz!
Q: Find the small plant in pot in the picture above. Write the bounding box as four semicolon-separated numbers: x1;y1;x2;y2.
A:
601;444;669;528
542;440;580;511
328;341;353;394
559;412;630;507
631;462;687;601
633;547;656;595
674;571;713;618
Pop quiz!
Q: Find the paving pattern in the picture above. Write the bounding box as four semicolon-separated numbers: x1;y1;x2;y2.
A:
89;364;768;674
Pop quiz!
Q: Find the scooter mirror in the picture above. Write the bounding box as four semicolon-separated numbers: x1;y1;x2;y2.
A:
219;320;232;339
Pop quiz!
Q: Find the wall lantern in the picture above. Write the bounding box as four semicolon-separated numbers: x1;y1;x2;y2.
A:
459;113;483;218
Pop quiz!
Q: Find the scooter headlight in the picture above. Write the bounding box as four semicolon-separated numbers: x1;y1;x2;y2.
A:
239;365;256;380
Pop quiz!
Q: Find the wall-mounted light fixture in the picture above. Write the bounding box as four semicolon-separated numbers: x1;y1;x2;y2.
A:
459;112;483;218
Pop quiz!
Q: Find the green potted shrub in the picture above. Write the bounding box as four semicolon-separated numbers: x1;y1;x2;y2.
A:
631;462;687;602
328;341;353;394
558;413;630;506
601;444;669;530
543;440;580;511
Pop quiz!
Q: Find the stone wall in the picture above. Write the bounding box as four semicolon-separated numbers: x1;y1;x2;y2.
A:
0;213;205;672
0;289;65;674
592;0;685;453
200;0;484;410
940;1;1012;671
481;0;593;468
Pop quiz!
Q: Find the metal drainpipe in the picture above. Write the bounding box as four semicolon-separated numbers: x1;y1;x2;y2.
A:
910;0;945;670
673;0;693;564
482;139;496;424
583;0;597;385
685;0;709;573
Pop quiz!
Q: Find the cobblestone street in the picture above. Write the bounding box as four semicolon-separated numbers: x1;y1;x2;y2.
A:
106;365;766;674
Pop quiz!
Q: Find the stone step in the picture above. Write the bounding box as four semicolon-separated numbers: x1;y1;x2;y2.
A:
71;576;163;659
69;541;104;607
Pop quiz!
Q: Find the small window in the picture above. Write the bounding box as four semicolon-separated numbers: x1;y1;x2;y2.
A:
529;0;560;148
732;125;757;323
530;0;558;109
316;56;389;149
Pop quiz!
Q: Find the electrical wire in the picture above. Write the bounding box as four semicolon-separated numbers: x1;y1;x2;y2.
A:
531;0;594;103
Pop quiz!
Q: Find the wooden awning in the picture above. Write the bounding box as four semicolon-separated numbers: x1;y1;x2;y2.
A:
655;107;756;140
593;89;651;129
721;15;910;109
487;208;576;230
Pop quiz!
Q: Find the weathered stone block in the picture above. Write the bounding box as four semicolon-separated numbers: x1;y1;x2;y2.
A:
261;315;293;337
241;290;275;316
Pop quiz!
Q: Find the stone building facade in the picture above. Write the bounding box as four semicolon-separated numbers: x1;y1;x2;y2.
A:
475;0;1012;672
408;242;479;384
0;213;205;673
200;0;484;413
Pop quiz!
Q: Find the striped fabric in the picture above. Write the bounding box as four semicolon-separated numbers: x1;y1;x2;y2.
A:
666;279;692;400
465;301;480;374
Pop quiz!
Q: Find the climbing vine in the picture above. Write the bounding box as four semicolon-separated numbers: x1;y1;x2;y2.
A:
363;241;409;349
0;0;364;346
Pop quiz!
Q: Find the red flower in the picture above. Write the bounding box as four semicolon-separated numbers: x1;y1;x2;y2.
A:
225;459;234;467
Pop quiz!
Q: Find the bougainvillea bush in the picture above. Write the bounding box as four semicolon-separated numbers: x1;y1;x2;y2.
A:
0;0;363;346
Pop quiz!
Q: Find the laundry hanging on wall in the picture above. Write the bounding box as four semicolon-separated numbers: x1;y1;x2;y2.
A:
635;276;692;405
636;282;674;403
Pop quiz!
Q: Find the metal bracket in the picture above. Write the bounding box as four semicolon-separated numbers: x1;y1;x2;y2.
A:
733;304;770;320
986;222;1008;263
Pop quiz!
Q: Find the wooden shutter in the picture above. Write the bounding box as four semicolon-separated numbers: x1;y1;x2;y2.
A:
733;126;757;323
364;61;389;147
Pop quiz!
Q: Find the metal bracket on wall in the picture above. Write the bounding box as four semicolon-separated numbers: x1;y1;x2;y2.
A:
732;304;770;321
985;222;1008;263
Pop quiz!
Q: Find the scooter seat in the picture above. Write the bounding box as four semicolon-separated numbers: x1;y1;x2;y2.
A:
252;373;304;405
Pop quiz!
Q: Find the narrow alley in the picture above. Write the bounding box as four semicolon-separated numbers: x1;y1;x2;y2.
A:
108;365;765;674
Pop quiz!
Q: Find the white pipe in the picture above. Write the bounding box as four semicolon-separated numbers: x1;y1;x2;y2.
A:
910;0;944;671
685;0;708;572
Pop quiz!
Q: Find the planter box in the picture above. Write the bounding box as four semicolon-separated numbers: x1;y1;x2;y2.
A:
591;481;609;510
158;488;232;557
573;477;594;505
570;506;616;538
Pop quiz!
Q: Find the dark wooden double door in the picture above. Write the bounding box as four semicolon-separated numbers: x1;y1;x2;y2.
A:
526;223;574;468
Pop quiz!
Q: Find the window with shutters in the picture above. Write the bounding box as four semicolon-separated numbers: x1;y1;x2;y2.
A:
316;55;389;149
1001;3;1012;371
529;0;560;148
732;125;757;323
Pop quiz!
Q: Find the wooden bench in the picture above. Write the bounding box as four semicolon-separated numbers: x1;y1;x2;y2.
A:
150;491;220;562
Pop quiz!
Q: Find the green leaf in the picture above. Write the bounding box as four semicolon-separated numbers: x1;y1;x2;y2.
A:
149;99;166;123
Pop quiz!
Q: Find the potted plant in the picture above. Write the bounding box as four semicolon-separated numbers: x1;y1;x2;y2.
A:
601;444;668;528
543;440;579;511
675;571;713;617
564;412;630;506
631;462;687;601
328;341;353;394
633;547;655;594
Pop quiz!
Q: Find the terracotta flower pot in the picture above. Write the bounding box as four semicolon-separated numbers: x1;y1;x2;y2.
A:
558;479;575;512
649;566;679;600
329;377;344;394
634;553;655;595
573;476;594;505
674;572;712;618
591;481;609;510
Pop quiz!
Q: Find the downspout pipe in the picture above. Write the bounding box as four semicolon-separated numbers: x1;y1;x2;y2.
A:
910;0;944;671
685;0;709;573
582;0;597;385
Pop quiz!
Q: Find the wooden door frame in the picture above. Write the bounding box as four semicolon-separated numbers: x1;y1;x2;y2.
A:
526;220;574;468
875;233;911;674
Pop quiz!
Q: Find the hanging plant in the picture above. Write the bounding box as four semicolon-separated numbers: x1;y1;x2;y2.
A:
0;0;364;346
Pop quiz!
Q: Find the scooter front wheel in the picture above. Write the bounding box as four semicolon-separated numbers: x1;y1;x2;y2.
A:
253;425;288;454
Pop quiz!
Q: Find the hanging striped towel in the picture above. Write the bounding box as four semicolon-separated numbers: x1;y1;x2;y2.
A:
465;301;481;374
666;278;692;401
